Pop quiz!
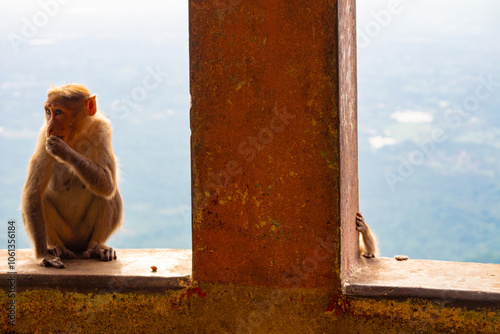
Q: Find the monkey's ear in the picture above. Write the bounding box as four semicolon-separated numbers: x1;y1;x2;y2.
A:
85;95;97;116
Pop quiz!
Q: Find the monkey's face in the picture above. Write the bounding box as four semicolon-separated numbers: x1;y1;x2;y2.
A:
44;98;86;143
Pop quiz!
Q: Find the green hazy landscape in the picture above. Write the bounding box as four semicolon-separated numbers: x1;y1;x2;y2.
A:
1;0;499;263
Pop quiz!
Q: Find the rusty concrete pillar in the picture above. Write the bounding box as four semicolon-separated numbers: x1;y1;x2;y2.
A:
190;0;358;289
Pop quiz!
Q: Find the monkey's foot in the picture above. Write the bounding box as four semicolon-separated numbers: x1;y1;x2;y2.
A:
40;254;65;268
362;252;375;258
83;243;117;261
48;247;76;259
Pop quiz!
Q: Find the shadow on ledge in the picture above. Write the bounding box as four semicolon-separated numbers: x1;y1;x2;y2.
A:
0;249;191;293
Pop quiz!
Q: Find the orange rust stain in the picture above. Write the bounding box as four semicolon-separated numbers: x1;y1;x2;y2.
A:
191;0;341;289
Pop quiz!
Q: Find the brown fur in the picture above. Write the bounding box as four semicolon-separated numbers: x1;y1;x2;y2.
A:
22;84;122;268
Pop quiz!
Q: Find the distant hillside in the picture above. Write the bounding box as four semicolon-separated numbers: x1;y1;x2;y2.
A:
1;1;500;263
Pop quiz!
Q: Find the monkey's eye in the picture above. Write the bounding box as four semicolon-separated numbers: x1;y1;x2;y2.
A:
54;109;63;116
45;109;51;116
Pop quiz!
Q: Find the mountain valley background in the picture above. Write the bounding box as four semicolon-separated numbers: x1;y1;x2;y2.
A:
1;0;499;263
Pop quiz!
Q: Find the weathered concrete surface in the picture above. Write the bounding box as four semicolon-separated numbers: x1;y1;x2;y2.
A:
346;257;500;306
191;0;347;289
1;283;499;333
0;249;191;292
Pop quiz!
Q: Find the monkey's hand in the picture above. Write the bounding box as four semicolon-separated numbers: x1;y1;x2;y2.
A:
356;212;376;258
83;243;117;261
40;254;65;268
356;212;368;233
45;135;71;161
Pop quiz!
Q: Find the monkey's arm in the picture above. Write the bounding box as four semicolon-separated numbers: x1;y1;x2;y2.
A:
46;135;117;199
22;149;64;268
356;212;377;258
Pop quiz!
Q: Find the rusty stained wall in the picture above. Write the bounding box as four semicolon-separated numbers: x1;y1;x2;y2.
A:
191;0;342;289
1;287;499;333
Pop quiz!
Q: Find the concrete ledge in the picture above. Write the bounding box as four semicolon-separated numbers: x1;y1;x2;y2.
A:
345;257;500;308
0;249;191;293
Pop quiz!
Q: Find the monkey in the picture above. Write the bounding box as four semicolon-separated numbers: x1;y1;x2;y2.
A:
356;212;378;258
21;84;122;268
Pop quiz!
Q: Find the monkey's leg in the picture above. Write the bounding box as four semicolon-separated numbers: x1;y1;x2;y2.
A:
42;197;77;260
83;194;122;261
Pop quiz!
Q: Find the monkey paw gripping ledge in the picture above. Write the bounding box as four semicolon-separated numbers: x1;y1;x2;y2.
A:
0;249;191;293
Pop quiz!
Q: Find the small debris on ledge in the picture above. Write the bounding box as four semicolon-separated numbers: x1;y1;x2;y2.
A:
151;266;158;272
395;255;409;261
